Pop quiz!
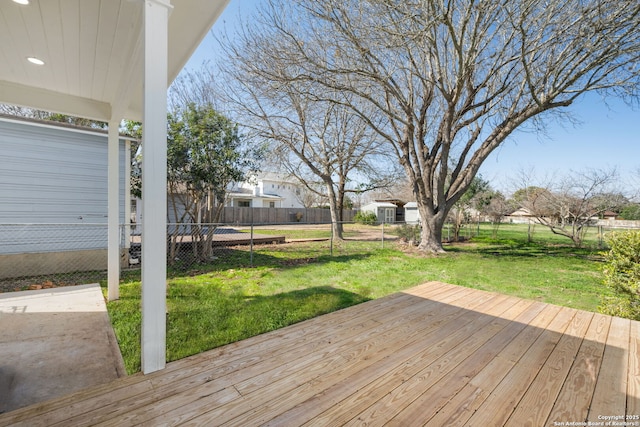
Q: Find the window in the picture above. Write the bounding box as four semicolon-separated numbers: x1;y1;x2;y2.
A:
238;200;251;207
269;202;275;208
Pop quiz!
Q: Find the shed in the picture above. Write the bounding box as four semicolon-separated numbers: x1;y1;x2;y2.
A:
361;201;397;224
404;202;421;224
0;115;130;278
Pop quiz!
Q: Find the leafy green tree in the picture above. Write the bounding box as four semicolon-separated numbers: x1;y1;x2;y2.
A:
620;204;640;221
46;113;106;129
130;104;262;264
167;104;253;224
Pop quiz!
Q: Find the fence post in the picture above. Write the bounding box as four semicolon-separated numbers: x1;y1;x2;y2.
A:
598;225;603;249
381;221;385;249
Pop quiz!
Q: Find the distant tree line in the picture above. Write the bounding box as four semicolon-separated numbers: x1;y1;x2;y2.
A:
450;167;639;247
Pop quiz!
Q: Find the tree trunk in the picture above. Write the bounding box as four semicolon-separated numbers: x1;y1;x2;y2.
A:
325;181;344;240
417;206;446;253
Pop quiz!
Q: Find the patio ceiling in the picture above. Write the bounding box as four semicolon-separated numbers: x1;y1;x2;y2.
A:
0;0;229;121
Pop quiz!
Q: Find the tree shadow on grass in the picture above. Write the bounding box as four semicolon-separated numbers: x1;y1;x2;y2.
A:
445;240;603;261
165;246;379;277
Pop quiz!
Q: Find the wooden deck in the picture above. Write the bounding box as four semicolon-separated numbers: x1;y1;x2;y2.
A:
1;282;639;426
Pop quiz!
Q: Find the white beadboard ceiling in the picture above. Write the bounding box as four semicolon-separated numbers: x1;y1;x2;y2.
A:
0;0;229;121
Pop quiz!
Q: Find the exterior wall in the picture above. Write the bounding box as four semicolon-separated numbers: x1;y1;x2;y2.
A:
0;116;127;256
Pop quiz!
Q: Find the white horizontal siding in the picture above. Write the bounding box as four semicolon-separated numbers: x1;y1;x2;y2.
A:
0;118;126;254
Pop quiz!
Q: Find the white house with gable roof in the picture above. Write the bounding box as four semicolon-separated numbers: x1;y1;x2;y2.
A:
227;172;305;208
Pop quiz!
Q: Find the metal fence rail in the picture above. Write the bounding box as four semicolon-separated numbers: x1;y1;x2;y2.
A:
1;221;638;292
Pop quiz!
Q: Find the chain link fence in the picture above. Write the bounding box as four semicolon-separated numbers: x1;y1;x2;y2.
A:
2;220;637;292
0;223;115;292
0;222;403;292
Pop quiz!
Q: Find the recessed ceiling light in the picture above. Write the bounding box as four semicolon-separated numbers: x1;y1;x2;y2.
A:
13;0;30;5
27;57;45;65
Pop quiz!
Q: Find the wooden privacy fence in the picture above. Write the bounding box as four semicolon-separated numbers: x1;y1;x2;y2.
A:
218;207;356;225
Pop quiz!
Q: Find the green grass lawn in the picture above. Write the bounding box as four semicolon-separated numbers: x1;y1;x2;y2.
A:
105;222;613;374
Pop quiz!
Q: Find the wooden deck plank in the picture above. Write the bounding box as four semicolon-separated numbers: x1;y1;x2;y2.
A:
336;295;523;427
463;305;577;426
301;294;529;427
589;316;631;420
503;310;594;427
188;291;513;426
8;287;451;426
546;313;611;424
103;284;485;426
1;282;639;427
386;298;538;426
271;296;520;427
0;291;412;426
422;301;551;427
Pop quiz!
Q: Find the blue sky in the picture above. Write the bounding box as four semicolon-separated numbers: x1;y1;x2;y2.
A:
184;0;639;194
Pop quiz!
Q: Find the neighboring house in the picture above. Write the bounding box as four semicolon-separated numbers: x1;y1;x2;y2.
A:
505;207;545;224
361;201;398;224
0;115;130;278
228;172;305;208
158;172;307;224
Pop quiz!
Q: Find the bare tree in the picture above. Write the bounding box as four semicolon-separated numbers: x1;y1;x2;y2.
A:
447;176;491;241
222;0;640;252
169;64;220;114
518;168;624;246
0;104;106;128
483;193;515;238
218;38;399;238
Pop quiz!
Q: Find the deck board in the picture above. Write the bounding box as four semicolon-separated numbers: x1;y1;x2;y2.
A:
546;313;611;423
1;281;639;427
589;316;631;420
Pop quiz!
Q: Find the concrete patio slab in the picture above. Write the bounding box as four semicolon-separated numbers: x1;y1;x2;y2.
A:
0;284;125;414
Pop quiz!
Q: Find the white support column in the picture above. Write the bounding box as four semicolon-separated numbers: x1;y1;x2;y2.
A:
124;140;132;254
107;120;120;301
141;0;172;374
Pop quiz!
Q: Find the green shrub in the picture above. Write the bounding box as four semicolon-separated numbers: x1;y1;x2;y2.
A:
600;230;640;320
354;211;378;225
